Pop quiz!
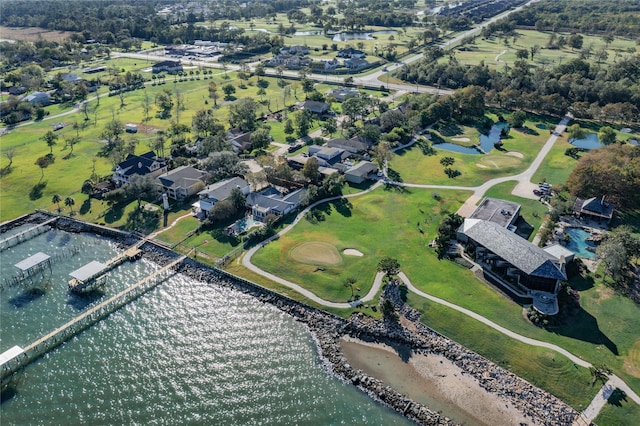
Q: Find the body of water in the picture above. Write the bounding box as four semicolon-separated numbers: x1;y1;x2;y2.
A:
0;228;410;425
564;227;597;259
434;122;507;155
332;30;397;42
571;133;638;150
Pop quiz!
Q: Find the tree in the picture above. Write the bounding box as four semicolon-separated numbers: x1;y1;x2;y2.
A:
295;109;313;138
373;142;392;170
344;277;357;299
102;119;125;147
208;82;219;106
222;84;236;100
42;130;58;154
155;89;173;119
597;226;640;281
35;155;52;182
509;110;527;128
589;364;612;386
567;123;586;141
192;109;221;137
229;187;246;211
202;151;249;181
210;199;236;221
568;33;584;50
81;179;94;198
302;156;320;181
566;144;640;210
229;98;258;131
321;117;337;137
250;127;272;150
377;256;400;276
321;172;345;197
127;174;157;209
52;194;62;212
516;49;529;60
2;147;17;169
440;157;455;167
284;119;295;137
598;126;616;145
65;135;80;158
530;44;540;60
254;63;265;82
64;196;75;214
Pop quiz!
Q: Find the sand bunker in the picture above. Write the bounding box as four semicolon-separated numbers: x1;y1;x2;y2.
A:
343;248;364;257
506;151;524;158
475;163;488;169
451;137;471;142
290;242;342;266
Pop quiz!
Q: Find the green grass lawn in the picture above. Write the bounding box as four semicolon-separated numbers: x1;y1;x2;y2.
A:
453;29;638;71
390;112;559;186
595;389;640;426
249;184;640;402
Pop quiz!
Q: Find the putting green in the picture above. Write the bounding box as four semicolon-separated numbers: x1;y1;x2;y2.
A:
476;154;522;169
290;242;342;266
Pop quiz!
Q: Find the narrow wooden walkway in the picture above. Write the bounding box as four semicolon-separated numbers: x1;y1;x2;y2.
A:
25;255;185;353
2;254;186;381
0;217;58;251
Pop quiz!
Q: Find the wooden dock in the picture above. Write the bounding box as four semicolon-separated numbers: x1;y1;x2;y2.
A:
2;254;186;381
0;217;58;252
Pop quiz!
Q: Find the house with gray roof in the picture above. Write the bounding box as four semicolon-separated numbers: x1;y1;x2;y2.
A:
458;219;567;315
157;166;208;200
345;161;378;184
112;151;167;186
469;197;520;231
573;196;614;223
24;91;51;106
246;187;307;222
192;177;250;218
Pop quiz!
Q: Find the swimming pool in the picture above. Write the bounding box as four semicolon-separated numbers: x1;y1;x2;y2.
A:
564;227;597;259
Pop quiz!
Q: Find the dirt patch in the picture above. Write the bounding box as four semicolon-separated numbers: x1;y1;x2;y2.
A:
624;338;640;377
0;26;79;42
343;248;364;257
290;242;342;266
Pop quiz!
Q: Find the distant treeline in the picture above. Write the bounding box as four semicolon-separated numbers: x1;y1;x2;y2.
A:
509;0;640;38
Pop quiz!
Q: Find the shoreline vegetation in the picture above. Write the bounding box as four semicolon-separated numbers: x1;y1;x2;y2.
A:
1;212;580;425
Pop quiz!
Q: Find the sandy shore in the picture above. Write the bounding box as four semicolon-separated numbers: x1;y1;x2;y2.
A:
341;336;531;426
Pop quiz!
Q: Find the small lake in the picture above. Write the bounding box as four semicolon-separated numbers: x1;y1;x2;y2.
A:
571;133;638;150
433;122;507;155
564;227;597;259
332;30;397;42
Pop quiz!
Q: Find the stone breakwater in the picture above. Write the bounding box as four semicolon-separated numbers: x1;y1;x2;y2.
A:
2;213;581;426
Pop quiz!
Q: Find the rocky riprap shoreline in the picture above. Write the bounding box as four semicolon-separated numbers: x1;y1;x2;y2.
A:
2;213;582;426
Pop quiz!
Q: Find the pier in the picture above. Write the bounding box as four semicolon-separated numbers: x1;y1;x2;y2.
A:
68;239;144;293
1;253;186;382
0;217;58;252
1;246;80;291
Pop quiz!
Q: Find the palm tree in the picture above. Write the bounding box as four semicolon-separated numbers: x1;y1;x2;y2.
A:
81;179;94;198
64;196;75;214
344;277;357;299
52;194;62;212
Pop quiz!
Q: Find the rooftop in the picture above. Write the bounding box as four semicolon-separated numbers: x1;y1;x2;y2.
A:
469;197;521;228
460;219;566;280
69;261;108;282
15;252;50;271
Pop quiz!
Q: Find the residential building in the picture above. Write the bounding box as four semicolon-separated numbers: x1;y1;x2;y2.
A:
468;197;521;231
246;187;307;221
112;151;167;186
327;137;372;155
331;86;359;102
152;60;183;74
345;161;378;184
573;196;615;223
157;166;208;200
457;219;567;315
24;91;51;106
344;58;369;70
192;177;250;218
227;128;253;153
337;48;366;58
299;100;329;115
